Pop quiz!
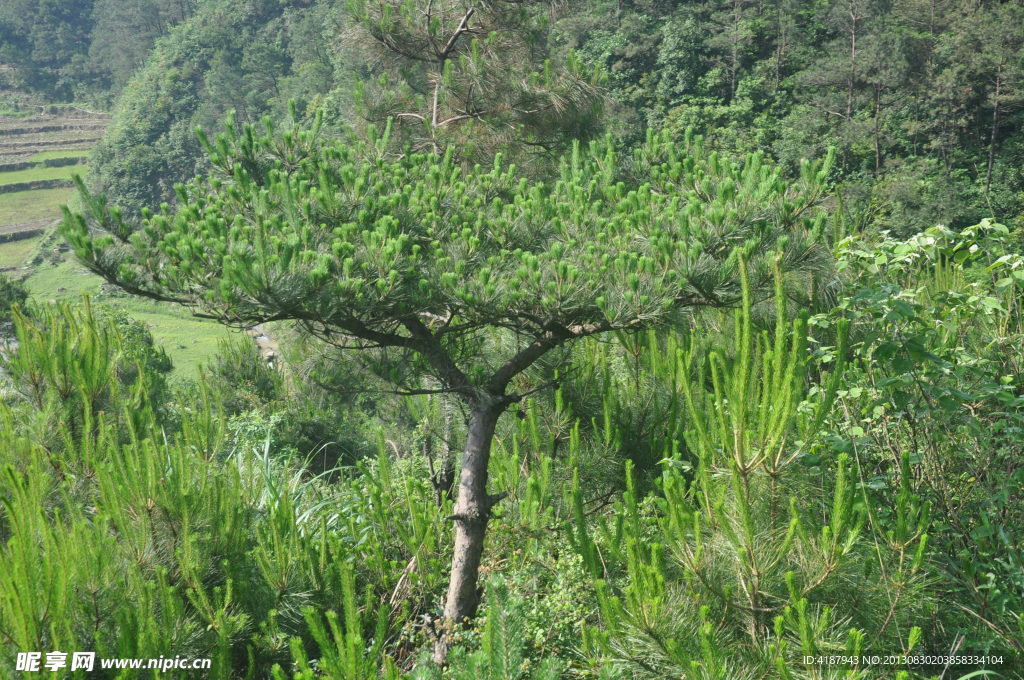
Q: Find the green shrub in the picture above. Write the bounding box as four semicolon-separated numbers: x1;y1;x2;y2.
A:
567;264;941;678
207;335;283;415
827;220;1024;658
412;579;565;680
0;273;28;324
1;300;172;440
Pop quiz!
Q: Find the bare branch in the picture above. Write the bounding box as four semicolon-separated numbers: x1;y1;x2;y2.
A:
439;7;475;58
436;111;488;127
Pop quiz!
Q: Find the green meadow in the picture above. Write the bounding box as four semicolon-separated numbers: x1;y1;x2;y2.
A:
24;259;236;378
0;234;41;267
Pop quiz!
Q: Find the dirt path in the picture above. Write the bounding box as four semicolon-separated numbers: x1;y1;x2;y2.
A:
246;324;281;364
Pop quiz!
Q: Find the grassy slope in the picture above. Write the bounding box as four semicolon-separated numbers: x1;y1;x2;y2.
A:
0;235;41;267
129;307;238;378
22;258;99;297
24;259;235;378
0;163;83;185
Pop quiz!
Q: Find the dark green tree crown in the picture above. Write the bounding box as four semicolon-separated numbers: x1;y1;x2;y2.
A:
62;113;832;393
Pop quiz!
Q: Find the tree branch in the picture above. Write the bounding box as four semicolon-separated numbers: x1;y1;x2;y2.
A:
439;7;475;59
334;316;418;348
486;320;613;394
401;316;474;396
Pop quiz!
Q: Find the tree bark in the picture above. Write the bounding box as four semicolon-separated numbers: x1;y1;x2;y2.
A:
433;399;504;664
847;8;858;120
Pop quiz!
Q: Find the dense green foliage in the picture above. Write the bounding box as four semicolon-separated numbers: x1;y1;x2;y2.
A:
2;0;1024;677
66;117;832;350
560;0;1024;233
74;0;1024;234
0;0;200;102
86;0;336;212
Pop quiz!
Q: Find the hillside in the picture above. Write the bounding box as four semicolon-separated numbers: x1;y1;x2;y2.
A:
0;92;234;377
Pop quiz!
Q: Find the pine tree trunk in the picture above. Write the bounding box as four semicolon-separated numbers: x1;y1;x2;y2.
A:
847;10;857;120
433;401;503;664
985;60;1004;206
873;84;882;175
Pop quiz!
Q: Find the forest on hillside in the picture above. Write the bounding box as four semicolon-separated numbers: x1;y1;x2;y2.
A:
0;1;1023;678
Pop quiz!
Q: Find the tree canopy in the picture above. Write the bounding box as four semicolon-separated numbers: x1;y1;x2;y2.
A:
66;116;831;393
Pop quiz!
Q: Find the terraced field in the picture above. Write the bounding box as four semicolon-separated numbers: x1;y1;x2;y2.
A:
0;105;103;254
0;96;235;378
0;163;86;185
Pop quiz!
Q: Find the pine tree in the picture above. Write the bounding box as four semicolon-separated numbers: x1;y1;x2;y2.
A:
61;115;833;661
343;0;605;165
